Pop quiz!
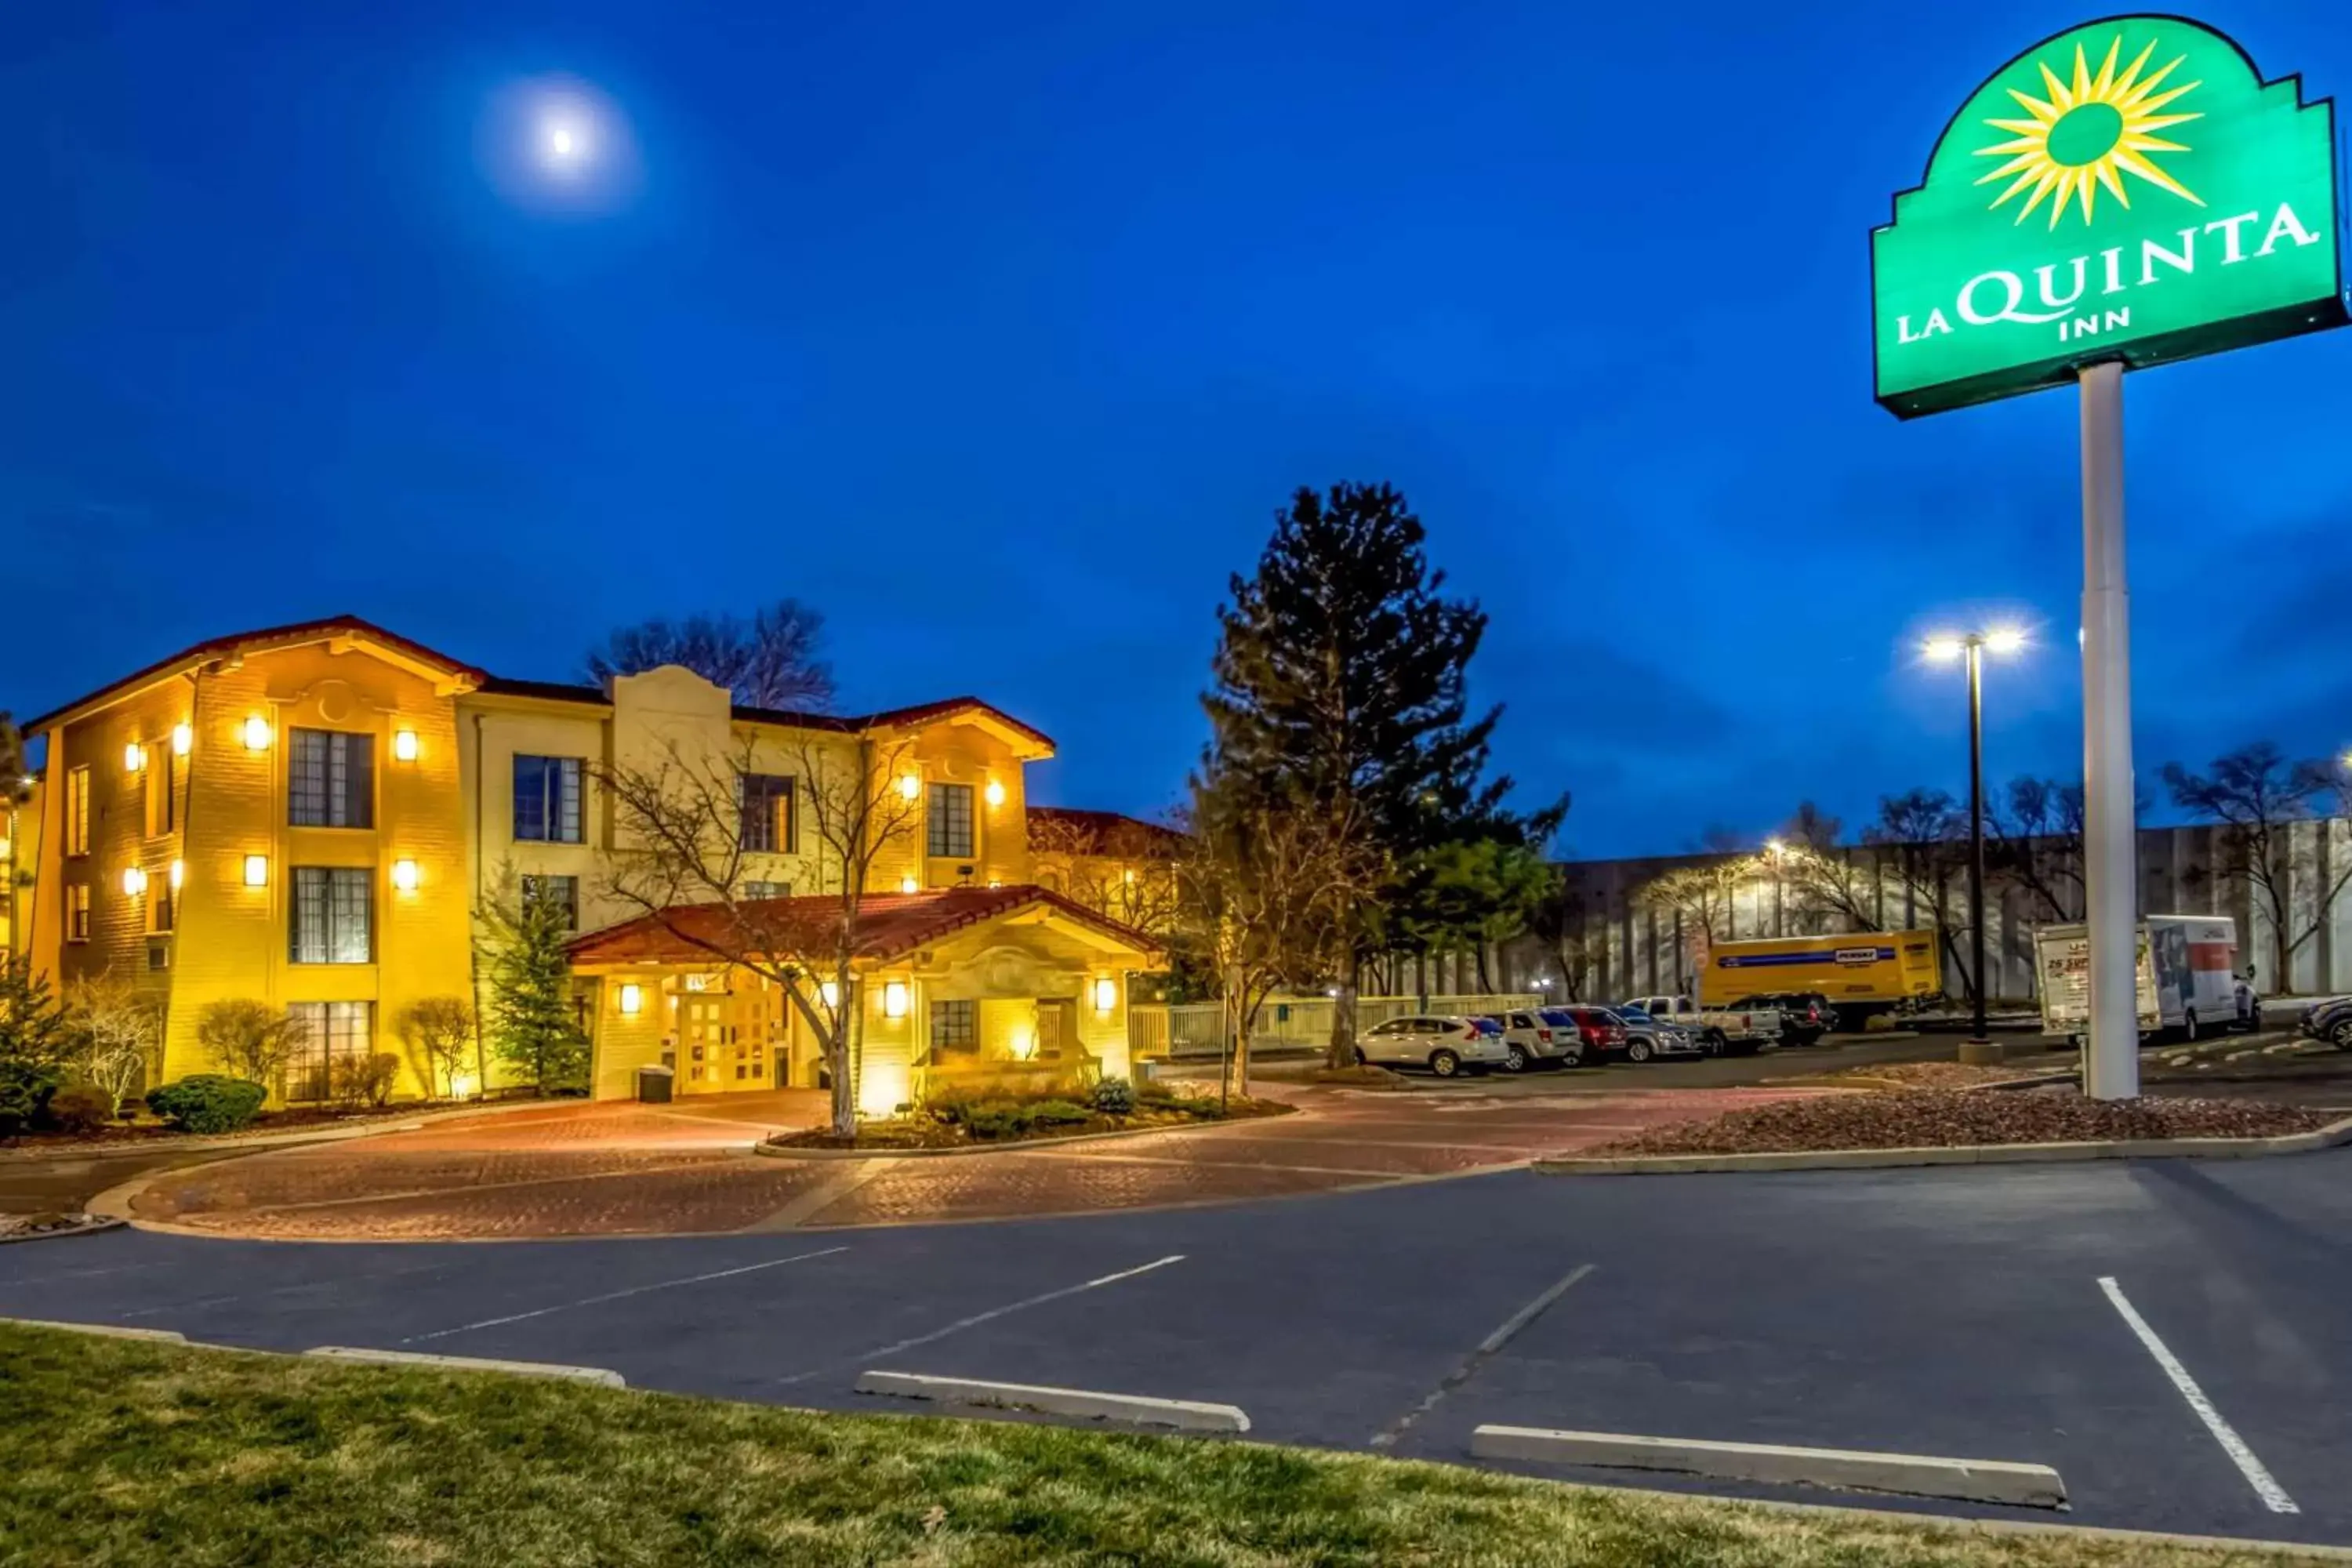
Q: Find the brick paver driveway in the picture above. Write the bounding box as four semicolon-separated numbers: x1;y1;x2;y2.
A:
115;1083;1816;1240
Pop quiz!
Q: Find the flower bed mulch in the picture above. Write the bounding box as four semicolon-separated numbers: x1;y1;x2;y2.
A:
1593;1086;2337;1157
768;1096;1292;1152
1814;1061;2053;1091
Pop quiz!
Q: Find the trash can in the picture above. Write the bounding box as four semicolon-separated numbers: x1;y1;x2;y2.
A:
637;1064;675;1104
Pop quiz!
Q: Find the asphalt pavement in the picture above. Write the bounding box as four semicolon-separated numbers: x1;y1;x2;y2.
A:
9;1145;2352;1548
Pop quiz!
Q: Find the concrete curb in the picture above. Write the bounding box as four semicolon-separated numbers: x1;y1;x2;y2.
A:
756;1105;1294;1160
0;1215;126;1246
1470;1425;2065;1508
304;1346;626;1387
1;1316;189;1344
856;1370;1250;1432
1534;1112;2352;1176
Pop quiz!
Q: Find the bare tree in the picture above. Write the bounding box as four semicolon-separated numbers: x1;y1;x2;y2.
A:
1526;866;1599;1001
1862;789;1976;1004
1639;856;1758;992
596;731;922;1138
2163;742;2352;985
1985;776;2086;924
195;999;309;1098
583;600;835;713
1027;811;1184;936
63;972;162;1117
394;996;477;1100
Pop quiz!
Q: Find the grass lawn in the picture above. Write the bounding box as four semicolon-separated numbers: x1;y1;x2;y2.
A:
0;1325;2332;1566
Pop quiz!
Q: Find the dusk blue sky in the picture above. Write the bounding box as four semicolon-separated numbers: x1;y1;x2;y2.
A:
5;2;2347;858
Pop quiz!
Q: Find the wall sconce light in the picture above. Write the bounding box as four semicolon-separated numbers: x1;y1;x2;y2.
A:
243;854;270;887
169;859;184;890
391;858;420;892
1093;977;1119;1014
122;866;148;897
618;982;643;1015
987;878;1003;890
171;723;193;757
819;980;840;1009
392;729;419;762
1123;868;1137;885
241;715;272;751
123;742;145;772
897;773;921;801
984;779;1006;808
882;980;909;1018
899;873;920;894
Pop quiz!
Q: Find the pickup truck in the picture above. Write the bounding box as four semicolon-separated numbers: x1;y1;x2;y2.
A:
1621;994;1784;1055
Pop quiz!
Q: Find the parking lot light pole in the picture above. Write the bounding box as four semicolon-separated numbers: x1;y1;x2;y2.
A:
1925;630;2024;1046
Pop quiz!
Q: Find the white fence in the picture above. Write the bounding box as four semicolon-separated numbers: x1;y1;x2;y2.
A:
1130;994;1542;1059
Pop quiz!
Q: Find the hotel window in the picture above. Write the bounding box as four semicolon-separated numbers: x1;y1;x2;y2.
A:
290;866;372;964
64;767;90;856
151;877;175;935
521;873;579;932
738;773;796;854
65;884;92;942
926;782;975;858
285;1002;373;1104
514;755;584;844
742;880;792;900
929;999;978;1052
148;750;180;836
288;729;375;828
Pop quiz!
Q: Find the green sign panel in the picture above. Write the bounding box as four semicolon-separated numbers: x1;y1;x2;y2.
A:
1874;16;2345;418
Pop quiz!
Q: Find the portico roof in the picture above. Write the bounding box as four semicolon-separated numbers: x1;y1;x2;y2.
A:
568;884;1160;970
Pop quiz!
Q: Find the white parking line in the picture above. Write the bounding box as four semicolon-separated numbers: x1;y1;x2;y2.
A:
401;1247;848;1345
1371;1263;1594;1448
776;1254;1185;1386
2097;1276;2298;1514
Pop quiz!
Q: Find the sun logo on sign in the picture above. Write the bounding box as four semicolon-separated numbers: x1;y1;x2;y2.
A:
1974;36;2204;229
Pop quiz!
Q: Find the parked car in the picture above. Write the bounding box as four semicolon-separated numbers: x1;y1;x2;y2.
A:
2300;995;2352;1049
1728;991;1835;1046
1621;994;1782;1054
1483;1009;1594;1072
1551;1005;1628;1062
1608;1004;1705;1062
1356;1014;1511;1077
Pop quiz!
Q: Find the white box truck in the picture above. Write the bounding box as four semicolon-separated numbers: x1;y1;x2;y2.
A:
2034;914;2255;1044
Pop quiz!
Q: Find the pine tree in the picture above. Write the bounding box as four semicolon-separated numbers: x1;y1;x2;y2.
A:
1205;482;1559;1065
478;876;590;1094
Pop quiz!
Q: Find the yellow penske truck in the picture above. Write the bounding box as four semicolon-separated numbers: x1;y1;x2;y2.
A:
1697;931;1944;1022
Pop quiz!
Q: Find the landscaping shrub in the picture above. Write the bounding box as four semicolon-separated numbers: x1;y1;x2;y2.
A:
0;1062;61;1138
959;1098;1096;1140
44;1083;113;1135
332;1051;403;1109
145;1076;268;1134
1091;1076;1136;1116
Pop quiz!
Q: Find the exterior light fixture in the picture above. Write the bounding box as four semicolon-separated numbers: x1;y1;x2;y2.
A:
169;859;184;890
898;774;920;801
171;723;193;757
123;742;145;772
618;982;643;1015
983;779;1005;808
899;873;920;894
1122;868;1137;885
391;858;420;892
987;878;1002;889
1984;627;2027;655
393;729;419;762
122;866;148;897
882;980;909;1018
1092;977;1118;1013
241;715;272;750
819;980;840;1008
1922;636;1965;662
243;854;270;887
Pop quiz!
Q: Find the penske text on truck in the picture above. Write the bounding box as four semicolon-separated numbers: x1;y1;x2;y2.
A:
1698;931;1942;1009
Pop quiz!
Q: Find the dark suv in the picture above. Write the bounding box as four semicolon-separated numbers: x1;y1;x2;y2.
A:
1729;992;1834;1046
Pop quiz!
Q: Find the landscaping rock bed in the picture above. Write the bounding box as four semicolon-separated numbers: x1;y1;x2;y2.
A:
768;1093;1290;1152
0;1211;118;1243
1815;1061;2056;1091
1594;1086;2336;1156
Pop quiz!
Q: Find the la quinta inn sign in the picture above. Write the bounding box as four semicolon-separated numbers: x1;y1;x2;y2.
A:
1874;16;2343;417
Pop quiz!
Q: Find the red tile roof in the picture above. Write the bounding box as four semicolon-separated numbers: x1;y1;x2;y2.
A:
1027;805;1187;855
568;884;1160;968
20;615;488;732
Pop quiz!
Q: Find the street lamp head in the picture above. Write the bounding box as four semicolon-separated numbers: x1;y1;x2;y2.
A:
1922;636;1965;662
1984;627;2027;655
1764;837;1786;858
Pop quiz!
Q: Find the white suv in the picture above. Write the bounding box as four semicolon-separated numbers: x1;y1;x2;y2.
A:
1355;1014;1510;1077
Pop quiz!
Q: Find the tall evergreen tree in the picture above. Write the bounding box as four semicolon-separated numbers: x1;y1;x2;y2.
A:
1204;481;1559;1065
478;874;590;1094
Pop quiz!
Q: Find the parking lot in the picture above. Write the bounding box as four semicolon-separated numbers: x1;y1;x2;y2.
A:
10;1145;2352;1548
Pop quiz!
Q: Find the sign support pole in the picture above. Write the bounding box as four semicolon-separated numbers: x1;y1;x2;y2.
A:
2079;360;2140;1100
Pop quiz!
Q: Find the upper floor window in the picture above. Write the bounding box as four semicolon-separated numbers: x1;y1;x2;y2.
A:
927;782;975;858
514;756;583;844
289;729;375;829
65;883;91;942
64;767;90;856
290;866;372;964
738;773;796;855
148;749;180;836
742;880;792;901
521;873;579;932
